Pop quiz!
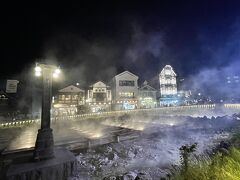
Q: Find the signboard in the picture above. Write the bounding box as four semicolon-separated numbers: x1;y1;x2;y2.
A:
6;80;19;93
123;102;135;110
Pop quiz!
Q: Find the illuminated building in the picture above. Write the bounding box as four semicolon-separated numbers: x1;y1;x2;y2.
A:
53;85;85;115
138;81;157;108
159;65;178;106
87;81;112;112
177;90;192;105
226;75;239;84
57;85;85;105
224;75;240;103
112;71;139;110
159;65;177;96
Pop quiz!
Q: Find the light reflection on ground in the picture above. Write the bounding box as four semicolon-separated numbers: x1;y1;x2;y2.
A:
70;127;104;139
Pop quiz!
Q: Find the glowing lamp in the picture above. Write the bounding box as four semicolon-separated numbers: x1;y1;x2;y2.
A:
35;65;42;76
35;66;42;72
35;71;41;77
53;68;61;78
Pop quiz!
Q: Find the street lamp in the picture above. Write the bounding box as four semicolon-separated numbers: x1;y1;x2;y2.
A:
33;63;61;160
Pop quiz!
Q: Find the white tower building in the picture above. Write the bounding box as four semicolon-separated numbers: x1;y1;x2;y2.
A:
159;65;177;96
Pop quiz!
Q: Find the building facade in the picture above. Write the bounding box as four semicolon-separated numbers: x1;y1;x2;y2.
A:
86;81;112;112
53;85;85;115
57;85;85;106
159;65;178;106
138;81;157;108
112;71;139;110
159;65;177;96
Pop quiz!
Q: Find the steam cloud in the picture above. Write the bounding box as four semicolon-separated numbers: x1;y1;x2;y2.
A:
13;18;240;107
41;22;169;88
183;20;240;100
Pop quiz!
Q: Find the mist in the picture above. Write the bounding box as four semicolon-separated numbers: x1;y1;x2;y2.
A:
9;16;240;117
35;17;240;94
182;20;240;100
38;21;172;89
183;60;240;101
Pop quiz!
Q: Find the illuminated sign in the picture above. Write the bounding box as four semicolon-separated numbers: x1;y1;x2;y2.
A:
123;102;135;110
119;80;135;86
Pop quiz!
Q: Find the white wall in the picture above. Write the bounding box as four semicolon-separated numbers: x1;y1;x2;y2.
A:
114;72;138;100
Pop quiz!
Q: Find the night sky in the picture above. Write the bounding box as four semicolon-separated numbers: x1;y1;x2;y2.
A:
1;1;240;90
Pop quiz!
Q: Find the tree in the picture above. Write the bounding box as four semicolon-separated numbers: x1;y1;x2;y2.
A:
179;143;197;178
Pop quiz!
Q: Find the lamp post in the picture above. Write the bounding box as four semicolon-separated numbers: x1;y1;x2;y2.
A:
33;63;61;160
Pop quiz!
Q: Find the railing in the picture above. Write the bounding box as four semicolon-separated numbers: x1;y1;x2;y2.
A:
0;119;41;128
224;104;240;109
0;103;233;128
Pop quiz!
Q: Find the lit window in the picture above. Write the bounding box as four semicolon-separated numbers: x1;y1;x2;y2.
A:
72;95;78;100
59;95;65;100
65;95;71;100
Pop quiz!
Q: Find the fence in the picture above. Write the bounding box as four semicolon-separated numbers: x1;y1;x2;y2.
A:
0;104;228;128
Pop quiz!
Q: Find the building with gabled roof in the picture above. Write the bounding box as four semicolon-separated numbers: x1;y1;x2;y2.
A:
53;84;86;115
87;81;112;112
58;85;84;93
138;81;157;108
112;70;139;110
56;84;85;106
